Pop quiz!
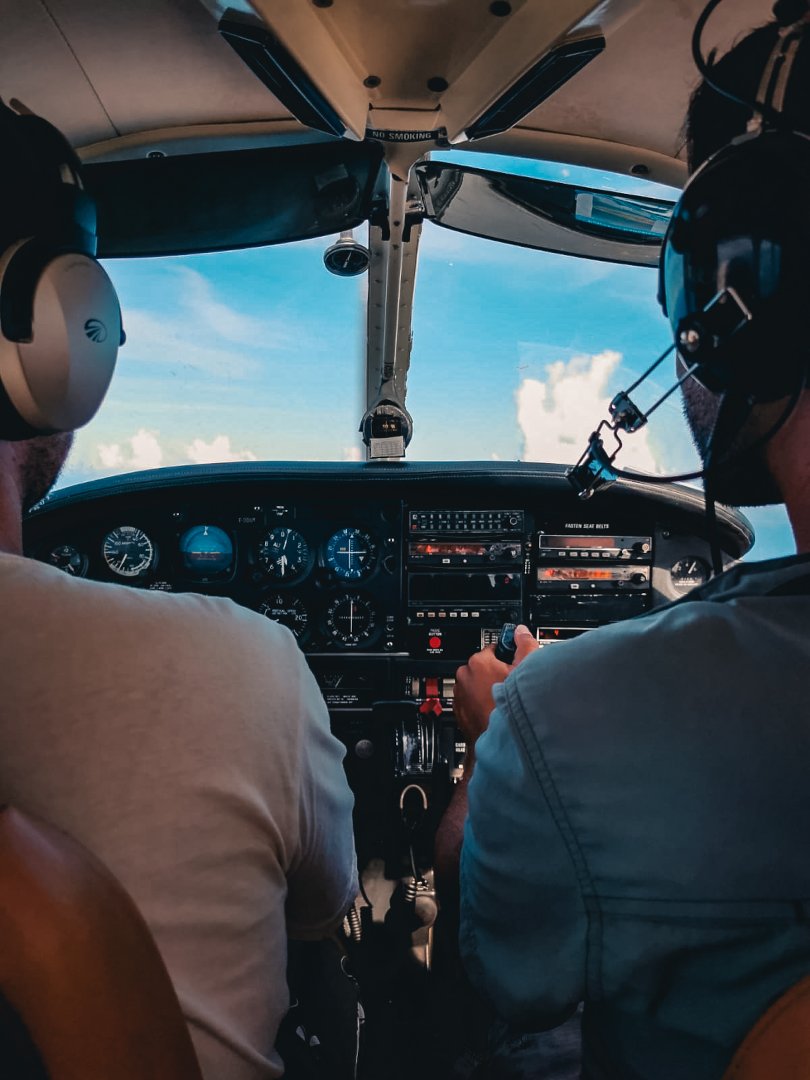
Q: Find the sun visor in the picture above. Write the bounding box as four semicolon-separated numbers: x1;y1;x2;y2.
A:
85;141;384;258
417;161;674;267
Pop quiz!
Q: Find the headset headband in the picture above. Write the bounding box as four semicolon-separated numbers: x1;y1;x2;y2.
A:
749;10;810;133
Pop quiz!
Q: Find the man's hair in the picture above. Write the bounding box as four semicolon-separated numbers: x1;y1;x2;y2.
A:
686;15;810;172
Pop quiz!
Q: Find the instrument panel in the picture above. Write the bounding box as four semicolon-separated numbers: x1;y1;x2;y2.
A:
25;463;751;711
27;464;748;664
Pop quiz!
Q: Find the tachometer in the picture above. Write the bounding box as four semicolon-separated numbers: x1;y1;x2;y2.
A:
258;594;309;641
102;526;155;579
258;527;311;582
324;528;377;581
47;543;88;577
325;593;377;647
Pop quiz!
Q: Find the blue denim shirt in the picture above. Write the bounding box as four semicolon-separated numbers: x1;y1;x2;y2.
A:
460;554;810;1080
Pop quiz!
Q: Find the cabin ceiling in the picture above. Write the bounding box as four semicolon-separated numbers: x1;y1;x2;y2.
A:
0;0;774;172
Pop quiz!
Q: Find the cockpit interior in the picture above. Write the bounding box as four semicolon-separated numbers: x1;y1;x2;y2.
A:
0;0;792;1077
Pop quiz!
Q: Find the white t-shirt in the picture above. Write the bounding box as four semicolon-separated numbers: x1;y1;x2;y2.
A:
0;552;357;1079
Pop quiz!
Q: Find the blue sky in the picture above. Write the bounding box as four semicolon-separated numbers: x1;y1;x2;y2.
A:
62;153;794;562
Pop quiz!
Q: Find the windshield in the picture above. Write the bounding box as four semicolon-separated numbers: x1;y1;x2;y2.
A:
62;156;793;561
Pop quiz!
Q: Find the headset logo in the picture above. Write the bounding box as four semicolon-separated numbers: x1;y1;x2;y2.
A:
84;318;108;344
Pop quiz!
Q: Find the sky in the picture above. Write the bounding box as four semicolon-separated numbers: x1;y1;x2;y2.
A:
61;154;794;562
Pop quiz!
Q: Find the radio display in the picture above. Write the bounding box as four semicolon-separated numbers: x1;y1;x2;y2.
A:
540;534;633;550
539;566;628;582
410;542;491;557
536;627;589;647
409;572;521;604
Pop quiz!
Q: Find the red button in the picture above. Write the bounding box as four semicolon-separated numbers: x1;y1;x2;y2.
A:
429;636;442;650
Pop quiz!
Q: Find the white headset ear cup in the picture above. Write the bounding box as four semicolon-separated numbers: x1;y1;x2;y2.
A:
0;252;119;432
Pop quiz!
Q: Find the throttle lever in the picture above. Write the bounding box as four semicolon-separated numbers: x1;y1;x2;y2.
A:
494;622;518;663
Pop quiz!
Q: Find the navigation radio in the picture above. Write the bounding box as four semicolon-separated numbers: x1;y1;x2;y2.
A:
532;524;653;625
406;510;526;658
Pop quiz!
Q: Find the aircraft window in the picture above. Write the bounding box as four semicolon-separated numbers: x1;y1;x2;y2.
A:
57;156;793;561
63;242;367;481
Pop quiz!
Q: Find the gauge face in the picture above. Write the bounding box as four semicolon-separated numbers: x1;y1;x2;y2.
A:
670;556;711;591
47;544;88;577
103;526;156;579
258;527;311;582
258;594;309;640
325;593;377;647
324;528;377;581
179;525;234;577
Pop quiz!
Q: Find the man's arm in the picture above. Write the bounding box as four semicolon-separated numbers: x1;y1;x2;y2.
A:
435;625;537;901
285;658;358;939
436;625;587;1027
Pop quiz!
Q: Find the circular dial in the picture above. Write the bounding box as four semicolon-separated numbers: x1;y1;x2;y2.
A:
102;526;155;579
324;528;377;581
258;594;309;640
325;593;377;647
258;527;311;582
670;556;711;591
47;544;88;577
179;524;234;577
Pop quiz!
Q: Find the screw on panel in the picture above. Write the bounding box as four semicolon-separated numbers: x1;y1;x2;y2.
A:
147;150;166;159
312;0;333;7
490;1;512;15
631;163;650;176
427;76;449;92
364;75;381;88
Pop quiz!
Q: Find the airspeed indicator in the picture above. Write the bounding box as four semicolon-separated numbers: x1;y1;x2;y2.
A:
103;526;155;579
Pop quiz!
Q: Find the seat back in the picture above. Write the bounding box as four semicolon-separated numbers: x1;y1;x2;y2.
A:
722;975;810;1080
0;804;203;1080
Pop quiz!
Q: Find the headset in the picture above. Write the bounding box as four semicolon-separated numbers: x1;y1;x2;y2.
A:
658;0;810;405
0;98;123;441
569;0;810;521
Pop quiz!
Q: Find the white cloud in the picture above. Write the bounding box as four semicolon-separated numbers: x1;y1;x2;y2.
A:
122;309;261;378
342;446;363;462
175;267;289;347
97;428;164;471
84;429;257;476
185;435;257;464
516;349;661;473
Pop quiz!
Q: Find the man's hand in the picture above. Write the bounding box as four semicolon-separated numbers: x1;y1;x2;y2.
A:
454;624;538;746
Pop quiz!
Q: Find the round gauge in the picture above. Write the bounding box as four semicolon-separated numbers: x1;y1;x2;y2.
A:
258;594;310;641
670;556;711;591
258;527;311;582
325;593;377;647
47;543;88;577
102;526;156;579
324;528;377;581
179;525;234;577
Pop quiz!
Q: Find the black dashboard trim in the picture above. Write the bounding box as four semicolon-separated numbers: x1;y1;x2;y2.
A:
30;461;754;557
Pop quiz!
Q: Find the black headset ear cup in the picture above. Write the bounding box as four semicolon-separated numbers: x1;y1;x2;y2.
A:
0;241;120;437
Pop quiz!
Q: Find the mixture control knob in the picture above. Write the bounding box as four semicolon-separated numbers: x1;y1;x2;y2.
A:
494;623;518;663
